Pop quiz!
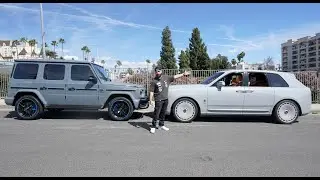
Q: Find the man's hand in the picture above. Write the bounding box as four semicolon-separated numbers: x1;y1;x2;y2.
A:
149;100;155;107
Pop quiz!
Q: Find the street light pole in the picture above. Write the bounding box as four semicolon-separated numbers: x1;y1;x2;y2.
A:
40;3;46;59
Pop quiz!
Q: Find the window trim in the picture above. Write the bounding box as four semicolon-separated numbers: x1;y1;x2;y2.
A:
212;71;246;87
13;63;39;80
70;64;96;82
43;64;66;81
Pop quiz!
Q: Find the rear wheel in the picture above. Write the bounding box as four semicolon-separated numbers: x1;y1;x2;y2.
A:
273;100;300;124
15;95;44;120
107;97;134;121
172;98;198;123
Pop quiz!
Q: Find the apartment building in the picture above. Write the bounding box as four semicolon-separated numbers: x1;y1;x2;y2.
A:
0;40;40;61
281;33;320;72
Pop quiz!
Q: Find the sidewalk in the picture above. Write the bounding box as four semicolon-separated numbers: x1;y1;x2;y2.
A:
1;98;320;113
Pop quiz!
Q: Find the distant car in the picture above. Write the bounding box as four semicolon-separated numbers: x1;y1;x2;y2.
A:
5;59;148;121
167;70;312;124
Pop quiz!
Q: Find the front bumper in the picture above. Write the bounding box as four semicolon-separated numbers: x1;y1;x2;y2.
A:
4;97;14;106
138;98;149;109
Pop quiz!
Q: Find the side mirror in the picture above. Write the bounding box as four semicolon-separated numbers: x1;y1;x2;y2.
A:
216;81;225;91
88;76;97;83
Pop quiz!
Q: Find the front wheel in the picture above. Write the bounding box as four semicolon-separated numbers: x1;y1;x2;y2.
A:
273;100;300;124
172;98;198;123
15;95;44;120
107;97;134;121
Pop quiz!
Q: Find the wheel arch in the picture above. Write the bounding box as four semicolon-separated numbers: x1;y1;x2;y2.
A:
272;98;302;116
103;93;135;109
170;96;201;117
13;90;46;108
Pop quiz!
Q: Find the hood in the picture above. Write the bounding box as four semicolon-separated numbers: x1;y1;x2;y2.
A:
101;81;144;89
169;84;207;90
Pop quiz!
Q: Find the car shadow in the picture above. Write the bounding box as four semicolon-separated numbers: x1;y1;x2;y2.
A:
4;110;145;121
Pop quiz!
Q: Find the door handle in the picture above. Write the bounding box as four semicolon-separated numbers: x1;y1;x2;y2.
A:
40;87;47;90
236;90;245;93
68;87;75;91
246;90;254;93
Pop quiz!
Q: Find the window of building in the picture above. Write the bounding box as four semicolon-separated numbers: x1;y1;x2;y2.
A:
71;65;95;81
13;63;39;79
43;64;65;80
266;73;289;87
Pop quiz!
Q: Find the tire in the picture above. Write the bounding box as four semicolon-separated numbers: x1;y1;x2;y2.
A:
172;98;198;123
15;95;44;120
107;97;134;121
47;108;64;113
273;100;300;124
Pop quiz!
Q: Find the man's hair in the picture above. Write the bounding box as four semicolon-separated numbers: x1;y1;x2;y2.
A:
154;66;162;72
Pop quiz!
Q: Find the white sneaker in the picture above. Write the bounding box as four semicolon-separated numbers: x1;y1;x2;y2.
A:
160;126;169;131
150;127;156;134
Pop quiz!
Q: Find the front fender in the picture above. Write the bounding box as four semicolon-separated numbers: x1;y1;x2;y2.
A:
101;91;139;109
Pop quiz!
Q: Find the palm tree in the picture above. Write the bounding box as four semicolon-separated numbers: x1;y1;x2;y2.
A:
101;60;105;67
81;46;88;60
11;40;20;59
59;38;65;57
236;51;245;64
28;39;37;57
19;37;28;48
146;59;151;71
51;41;58;54
116;60;122;68
85;48;91;61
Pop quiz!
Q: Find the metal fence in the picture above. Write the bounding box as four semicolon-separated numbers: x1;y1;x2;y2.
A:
1;68;320;103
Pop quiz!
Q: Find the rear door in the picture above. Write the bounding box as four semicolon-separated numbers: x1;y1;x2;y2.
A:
39;63;67;106
242;72;275;115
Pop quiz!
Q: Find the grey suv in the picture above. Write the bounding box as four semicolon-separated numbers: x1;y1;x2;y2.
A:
4;59;149;121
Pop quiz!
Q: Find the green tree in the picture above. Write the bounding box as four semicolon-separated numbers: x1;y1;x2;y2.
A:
59;38;65;57
127;68;134;75
188;28;210;70
116;60;122;67
237;51;245;64
159;26;177;69
231;59;237;66
81;46;88;60
19;37;28;49
211;54;231;70
101;59;105;65
28;39;37;57
85;48;91;61
178;50;190;69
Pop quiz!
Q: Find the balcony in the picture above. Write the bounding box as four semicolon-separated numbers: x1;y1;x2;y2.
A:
309;58;317;63
292;61;298;65
300;45;307;49
292;55;298;60
300;55;306;59
300;65;306;69
309;52;316;57
282;53;288;57
308;47;316;52
292;46;297;50
292;65;298;70
300;50;306;54
309;41;316;47
300;60;306;64
308;63;317;68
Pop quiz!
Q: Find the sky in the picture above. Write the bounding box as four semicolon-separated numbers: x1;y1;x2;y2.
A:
1;3;320;68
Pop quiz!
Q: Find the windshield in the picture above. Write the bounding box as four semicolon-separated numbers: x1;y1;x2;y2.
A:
201;71;224;85
92;64;110;82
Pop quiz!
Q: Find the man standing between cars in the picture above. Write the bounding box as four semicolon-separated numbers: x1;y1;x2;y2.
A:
149;66;190;134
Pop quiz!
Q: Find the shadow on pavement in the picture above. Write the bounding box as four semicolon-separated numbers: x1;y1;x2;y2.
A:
128;121;151;132
4;111;145;121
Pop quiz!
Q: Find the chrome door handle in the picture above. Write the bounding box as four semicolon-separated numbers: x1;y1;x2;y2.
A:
236;90;245;93
68;87;75;91
246;90;254;93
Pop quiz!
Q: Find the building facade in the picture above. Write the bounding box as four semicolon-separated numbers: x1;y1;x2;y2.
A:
281;33;320;72
0;40;41;62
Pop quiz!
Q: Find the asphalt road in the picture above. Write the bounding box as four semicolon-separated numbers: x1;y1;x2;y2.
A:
0;110;320;177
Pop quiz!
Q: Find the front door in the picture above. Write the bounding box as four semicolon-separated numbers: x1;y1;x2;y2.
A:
65;64;100;108
242;72;275;115
207;72;246;115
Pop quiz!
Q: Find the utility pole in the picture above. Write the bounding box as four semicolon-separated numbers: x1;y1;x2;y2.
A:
40;3;46;59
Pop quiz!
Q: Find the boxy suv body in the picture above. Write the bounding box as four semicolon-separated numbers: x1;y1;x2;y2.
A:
5;59;149;121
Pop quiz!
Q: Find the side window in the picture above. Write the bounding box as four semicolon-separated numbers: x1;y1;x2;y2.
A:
248;73;269;87
43;64;65;80
71;65;94;81
13;63;39;79
215;72;244;87
266;73;289;87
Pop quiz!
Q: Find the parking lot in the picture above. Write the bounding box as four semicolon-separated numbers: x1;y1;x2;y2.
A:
0;109;320;176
